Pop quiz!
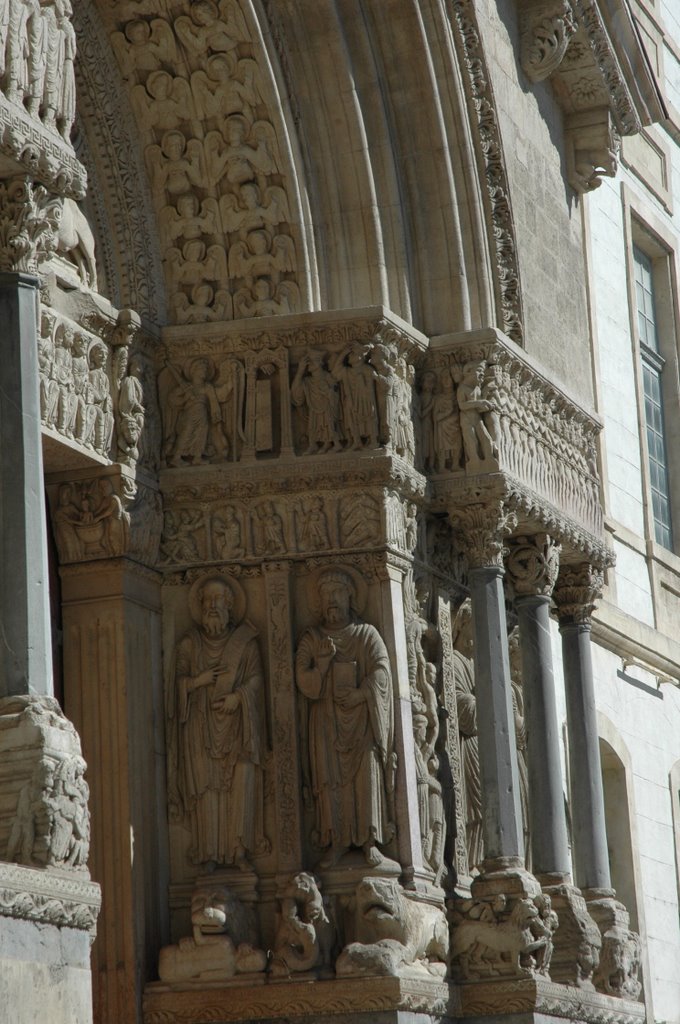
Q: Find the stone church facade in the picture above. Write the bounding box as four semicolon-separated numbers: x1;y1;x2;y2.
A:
0;1;679;1024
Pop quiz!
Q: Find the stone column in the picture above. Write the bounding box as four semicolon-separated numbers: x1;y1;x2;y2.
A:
507;537;602;988
452;503;524;867
554;562;642;999
506;534;569;879
50;468;165;1024
0;176;100;1023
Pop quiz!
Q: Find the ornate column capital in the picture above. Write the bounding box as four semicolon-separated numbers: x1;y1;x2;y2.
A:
553;561;604;625
0;177;62;275
520;0;577;83
449;501;517;570
506;533;561;598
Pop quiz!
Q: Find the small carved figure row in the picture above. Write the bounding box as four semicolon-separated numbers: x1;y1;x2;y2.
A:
159;492;415;566
39;309;150;467
1;0;76;141
159;342;416;467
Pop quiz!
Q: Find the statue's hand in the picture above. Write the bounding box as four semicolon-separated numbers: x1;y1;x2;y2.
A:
337;687;366;708
315;636;336;676
193;667;218;689
212;693;240;713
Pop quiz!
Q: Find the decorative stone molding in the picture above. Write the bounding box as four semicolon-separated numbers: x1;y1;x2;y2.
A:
506;534;561;597
449;501;517;570
0;862;100;934
521;1;577;83
449;0;524;344
0;102;86;200
0;176;62;273
458;975;647;1023
553;561;605;625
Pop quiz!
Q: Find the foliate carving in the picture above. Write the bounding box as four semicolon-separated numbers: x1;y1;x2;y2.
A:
450;887;557;981
2;0;77;140
449;501;517;569
448;0;524;344
336;878;448;978
506;533;561;598
295;566;396;868
159;885;267;983
271;873;335;977
553;562;604;624
521;1;577;82
167;574;269;868
0;176;61;273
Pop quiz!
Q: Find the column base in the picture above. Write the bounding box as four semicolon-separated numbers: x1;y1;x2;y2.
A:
541;883;601;989
583;889;642;1001
458;976;646;1024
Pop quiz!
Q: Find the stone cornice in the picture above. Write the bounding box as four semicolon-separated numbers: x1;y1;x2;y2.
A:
0;98;86;200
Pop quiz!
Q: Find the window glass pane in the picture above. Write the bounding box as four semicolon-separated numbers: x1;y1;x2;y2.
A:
642;357;673;549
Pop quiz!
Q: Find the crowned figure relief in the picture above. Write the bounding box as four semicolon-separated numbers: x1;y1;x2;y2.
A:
167;575;268;869
295;568;396;869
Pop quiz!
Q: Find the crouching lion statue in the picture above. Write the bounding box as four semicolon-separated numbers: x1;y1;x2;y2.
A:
336;877;449;978
159;887;267;983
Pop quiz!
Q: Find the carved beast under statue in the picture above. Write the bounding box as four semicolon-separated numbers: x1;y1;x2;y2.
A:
158;887;267;983
450;892;556;981
336;877;448;978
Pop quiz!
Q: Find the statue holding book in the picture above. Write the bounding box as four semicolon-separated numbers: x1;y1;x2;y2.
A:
295;568;396;868
168;574;268;868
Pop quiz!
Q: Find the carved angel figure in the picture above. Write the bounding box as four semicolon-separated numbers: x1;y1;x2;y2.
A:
167;575;268;867
160;194;220;249
228;230;295;284
132;70;193;135
295;568;396;868
253;500;286;555
174;0;247;58
111;18;178;80
205;117;277;189
162;357;229;466
456;360;499;471
291;351;342;455
213;507;245;560
191;53;263;123
220;183;290;237
147;131;204;197
233;277;299;318
173;284;233;325
160;509;203;565
165;239;227;288
297;497;331;552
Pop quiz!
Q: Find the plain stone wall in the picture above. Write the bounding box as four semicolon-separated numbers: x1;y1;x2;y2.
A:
581;11;680;1019
476;0;593;398
0;917;93;1024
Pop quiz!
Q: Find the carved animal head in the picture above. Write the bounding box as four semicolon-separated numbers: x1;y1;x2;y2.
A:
354;877;405;944
191;888;229;933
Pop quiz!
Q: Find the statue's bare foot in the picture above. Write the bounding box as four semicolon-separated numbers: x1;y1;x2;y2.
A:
234;844;252;872
363;841;384;868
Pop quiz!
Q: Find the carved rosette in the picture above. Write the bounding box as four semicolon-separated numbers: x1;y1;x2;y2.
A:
521;1;577;82
553;562;604;625
506;534;561;598
0;177;62;274
450;502;517;570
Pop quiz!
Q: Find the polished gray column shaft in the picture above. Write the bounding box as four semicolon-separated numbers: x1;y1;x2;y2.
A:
515;594;571;878
560;620;611;889
469;565;524;863
0;272;53;697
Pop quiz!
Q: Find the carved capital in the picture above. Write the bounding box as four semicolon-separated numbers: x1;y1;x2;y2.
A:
565;108;620;194
506;533;561;598
521;0;577;82
553;562;604;624
449;501;517;569
0;177;62;274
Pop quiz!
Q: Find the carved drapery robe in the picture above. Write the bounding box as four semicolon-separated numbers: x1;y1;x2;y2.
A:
168;622;266;865
296;622;395;851
453;649;483;873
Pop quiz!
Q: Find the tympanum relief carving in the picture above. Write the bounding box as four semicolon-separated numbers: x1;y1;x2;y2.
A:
108;0;301;324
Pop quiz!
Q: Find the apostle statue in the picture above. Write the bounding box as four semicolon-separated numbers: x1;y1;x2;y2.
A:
167;575;268;869
452;599;483;875
295;567;396;868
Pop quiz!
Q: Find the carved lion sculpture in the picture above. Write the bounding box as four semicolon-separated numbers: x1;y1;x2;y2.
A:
270;872;335;976
450;892;556;981
335;877;449;978
595;920;642;999
158;887;267;983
